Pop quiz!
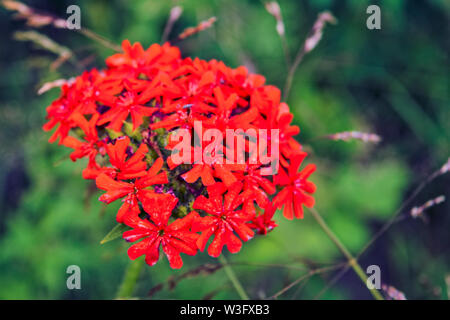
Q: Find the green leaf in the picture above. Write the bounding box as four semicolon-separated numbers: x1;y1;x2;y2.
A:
100;223;130;244
122;121;143;140
105;128;122;139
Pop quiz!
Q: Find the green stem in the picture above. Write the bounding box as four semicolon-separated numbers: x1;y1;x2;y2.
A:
218;255;250;300
78;28;122;52
283;50;306;102
309;208;384;300
116;258;144;299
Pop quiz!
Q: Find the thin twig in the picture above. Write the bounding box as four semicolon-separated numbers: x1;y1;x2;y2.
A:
356;166;446;257
316;158;449;298
161;6;183;43
177;17;217;41
265;1;290;67
382;284;407;300
78;28;122;52
269;263;344;299
314;264;350;299
290;276;310;299
229;261;327;271
322;130;382;144
410;195;445;219
2;0;121;52
309;207;384;300
147;263;223;297
13;30;77;70
38;77;75;95
283;11;336;101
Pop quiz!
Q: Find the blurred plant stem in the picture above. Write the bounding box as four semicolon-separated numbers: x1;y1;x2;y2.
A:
314;158;450;299
283;49;306;101
357;160;447;257
309;208;384;300
218;255;249;300
13;31;77;70
116;258;144;299
2;1;122;52
78;28;122;52
282;11;336;101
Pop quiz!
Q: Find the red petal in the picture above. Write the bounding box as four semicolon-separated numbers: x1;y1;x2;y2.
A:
214;164;237;187
196;227;216;252
144;237;162;266
226;231;243;254
116;198;140;223
289;152;307;177
299;163;316;180
147;157;164;176
207;225;226;258
192;215;217;232
162;242;183;269
127;237;151;260
168;211;199;231
282;200;294;220
181;165;203;183
168;236;198;256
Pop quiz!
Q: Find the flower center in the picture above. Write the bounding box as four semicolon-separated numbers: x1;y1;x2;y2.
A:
118;92;136;108
293;178;303;189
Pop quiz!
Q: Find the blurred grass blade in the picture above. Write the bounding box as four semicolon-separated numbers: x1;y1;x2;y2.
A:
13;30;74;69
177;17;216;40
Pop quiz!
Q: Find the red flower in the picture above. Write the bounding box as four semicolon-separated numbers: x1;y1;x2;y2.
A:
97;89;157;132
42;84;77;144
72;69;123;114
273;152;316;219
182;163;244;187
254;99;303;168
237;164;276;215
192;182;255;257
201;87;259;133
247;204;278;235
106;40;181;78
81;160;114;180
103;136;149;180
43;39;318;269
96;157;168;222
182;163;215;186
276;108;304;166
62;113;104;162
148;92;217;132
123;195;199;269
169;142;245;187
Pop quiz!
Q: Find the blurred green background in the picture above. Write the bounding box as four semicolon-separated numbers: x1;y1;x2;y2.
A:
0;0;448;300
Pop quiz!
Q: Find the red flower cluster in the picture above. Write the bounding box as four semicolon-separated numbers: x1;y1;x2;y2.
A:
43;40;316;269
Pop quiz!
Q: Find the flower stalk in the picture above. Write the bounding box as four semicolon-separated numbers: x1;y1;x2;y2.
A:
116;258;145;299
309;208;384;300
218;255;250;300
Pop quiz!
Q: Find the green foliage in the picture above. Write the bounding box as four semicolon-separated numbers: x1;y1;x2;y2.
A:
0;135;129;299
